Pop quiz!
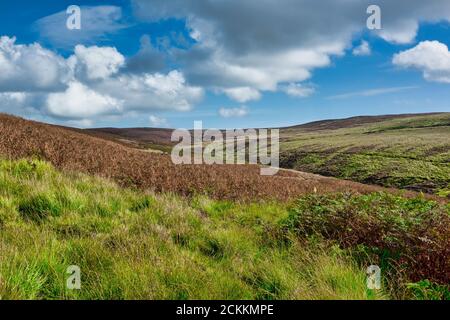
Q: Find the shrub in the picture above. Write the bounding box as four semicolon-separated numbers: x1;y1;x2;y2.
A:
280;192;450;287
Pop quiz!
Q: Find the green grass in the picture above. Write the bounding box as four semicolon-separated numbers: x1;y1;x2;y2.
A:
0;159;447;300
280;113;450;196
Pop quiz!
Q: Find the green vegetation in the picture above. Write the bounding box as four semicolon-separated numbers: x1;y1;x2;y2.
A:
280;113;450;196
0;159;448;300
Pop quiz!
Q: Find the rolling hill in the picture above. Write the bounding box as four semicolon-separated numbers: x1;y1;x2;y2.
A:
0;113;407;202
87;112;450;197
0;112;448;300
280;113;450;196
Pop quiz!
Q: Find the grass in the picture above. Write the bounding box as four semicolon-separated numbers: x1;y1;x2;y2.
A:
0;159;448;300
280;113;450;196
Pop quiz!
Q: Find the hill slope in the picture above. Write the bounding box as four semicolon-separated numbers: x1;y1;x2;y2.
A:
0;158;448;299
86;113;450;196
280;113;450;196
0;114;448;299
0;113;403;201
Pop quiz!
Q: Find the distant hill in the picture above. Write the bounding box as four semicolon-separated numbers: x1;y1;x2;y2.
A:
280;112;450;196
285;112;447;131
86;112;448;149
85;113;450;196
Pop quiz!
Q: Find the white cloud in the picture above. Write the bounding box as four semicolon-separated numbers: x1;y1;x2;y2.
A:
149;115;168;127
377;20;419;45
281;83;315;98
222;87;261;103
353;40;371;56
0;36;68;92
72;45;125;80
219;106;249;118
393;41;450;83
96;71;204;112
46;81;123;119
0;35;204;125
125;35;165;73
0;92;39;116
66;118;95;128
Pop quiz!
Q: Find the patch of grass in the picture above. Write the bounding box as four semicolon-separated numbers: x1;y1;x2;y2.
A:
18;194;63;222
0;158;446;300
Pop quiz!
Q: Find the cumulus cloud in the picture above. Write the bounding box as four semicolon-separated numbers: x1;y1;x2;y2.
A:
96;71;204;112
0;92;35;114
0;36;69;92
393;41;450;83
222;87;261;103
132;0;450;97
353;40;371;56
281;83;315;98
125;35;166;74
45;81;123;119
219;106;249;118
0;35;204;125
35;6;128;49
72;45;125;80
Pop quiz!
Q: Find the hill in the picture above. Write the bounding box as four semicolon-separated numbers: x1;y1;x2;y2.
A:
0;158;448;299
85;112;450;197
0;113;405;202
0;113;448;299
280;113;450;196
86;113;444;149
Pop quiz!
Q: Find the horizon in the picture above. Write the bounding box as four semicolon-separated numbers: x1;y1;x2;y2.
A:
2;111;448;130
0;1;449;129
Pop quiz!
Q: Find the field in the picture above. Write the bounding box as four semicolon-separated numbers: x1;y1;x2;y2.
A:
0;113;448;300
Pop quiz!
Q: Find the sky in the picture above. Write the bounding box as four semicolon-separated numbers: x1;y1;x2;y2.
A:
0;0;450;129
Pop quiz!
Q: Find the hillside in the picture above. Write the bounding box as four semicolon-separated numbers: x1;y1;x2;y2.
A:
86;113;450;197
0;113;448;300
0;113;406;202
86;113;444;148
0;158;448;299
280;113;450;196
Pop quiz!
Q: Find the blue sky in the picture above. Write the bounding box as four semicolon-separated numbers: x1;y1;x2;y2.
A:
0;0;449;128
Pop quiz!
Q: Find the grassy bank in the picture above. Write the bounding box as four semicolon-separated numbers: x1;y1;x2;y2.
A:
0;159;448;300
